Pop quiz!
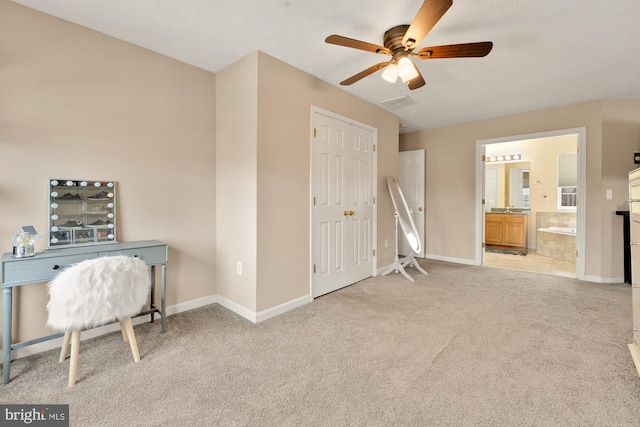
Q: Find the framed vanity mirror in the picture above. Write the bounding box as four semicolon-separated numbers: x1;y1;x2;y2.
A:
48;179;117;248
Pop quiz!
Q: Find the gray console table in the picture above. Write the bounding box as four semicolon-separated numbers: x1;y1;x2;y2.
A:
1;239;168;384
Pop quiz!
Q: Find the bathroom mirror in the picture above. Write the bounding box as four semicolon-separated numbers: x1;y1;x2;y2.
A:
48;179;117;248
387;177;421;254
485;162;530;209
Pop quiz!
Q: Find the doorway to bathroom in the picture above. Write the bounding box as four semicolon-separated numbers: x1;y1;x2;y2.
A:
476;128;586;280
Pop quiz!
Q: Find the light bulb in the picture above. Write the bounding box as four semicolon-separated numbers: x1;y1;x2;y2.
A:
397;57;419;82
381;63;398;83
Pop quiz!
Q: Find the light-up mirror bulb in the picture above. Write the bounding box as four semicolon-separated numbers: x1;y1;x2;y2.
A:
107;213;114;219
108;224;114;229
51;226;58;232
51;214;58;220
51;237;58;244
107;182;114;188
80;181;87;186
94;182;101;187
107;203;114;208
51;180;58;186
108;234;114;239
50;191;58;198
66;180;74;186
107;193;113;198
51;202;58;209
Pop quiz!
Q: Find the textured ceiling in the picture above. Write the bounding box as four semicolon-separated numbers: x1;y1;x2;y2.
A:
11;0;640;133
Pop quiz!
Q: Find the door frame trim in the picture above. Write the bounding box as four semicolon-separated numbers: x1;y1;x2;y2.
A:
309;106;378;298
475;127;586;280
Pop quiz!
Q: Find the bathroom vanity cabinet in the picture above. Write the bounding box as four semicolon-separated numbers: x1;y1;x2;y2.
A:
485;213;528;250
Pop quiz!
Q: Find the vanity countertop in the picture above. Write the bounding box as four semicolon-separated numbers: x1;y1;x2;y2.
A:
488;209;530;215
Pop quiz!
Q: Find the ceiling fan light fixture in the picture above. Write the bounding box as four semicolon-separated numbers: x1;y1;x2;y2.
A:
397;57;419;82
381;63;398;83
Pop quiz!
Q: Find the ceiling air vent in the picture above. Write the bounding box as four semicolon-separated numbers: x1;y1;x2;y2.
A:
380;95;418;110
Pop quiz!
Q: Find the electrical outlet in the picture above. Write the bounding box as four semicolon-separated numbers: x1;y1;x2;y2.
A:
236;261;242;275
384;238;389;248
606;189;613;200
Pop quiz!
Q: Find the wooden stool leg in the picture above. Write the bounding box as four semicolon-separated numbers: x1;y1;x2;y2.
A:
122;317;140;362
59;331;71;362
119;320;129;342
68;330;81;387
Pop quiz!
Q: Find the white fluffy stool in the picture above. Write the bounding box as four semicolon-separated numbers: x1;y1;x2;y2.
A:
47;255;150;387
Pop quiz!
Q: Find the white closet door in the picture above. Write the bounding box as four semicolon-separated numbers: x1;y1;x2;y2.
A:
312;113;375;297
348;125;374;283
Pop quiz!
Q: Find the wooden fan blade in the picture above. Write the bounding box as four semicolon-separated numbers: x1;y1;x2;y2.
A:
415;41;493;59
325;35;391;55
340;62;390;86
406;68;426;90
402;0;453;49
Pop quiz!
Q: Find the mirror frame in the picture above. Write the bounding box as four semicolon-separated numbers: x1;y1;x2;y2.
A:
48;179;117;248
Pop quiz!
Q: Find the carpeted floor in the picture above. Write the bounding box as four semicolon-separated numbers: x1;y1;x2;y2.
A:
3;259;640;426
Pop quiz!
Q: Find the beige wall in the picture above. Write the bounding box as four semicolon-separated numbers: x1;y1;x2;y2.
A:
215;53;259;311
401;99;640;280
1;2;217;344
217;51;399;314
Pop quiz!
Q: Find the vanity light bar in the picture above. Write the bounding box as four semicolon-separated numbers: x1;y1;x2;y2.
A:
486;154;521;162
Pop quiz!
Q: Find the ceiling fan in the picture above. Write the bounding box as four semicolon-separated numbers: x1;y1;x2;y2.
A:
325;0;493;90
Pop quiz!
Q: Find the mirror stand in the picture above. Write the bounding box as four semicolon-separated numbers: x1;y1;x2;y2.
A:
382;211;425;282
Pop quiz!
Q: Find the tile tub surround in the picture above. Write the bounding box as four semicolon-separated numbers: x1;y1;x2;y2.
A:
536;212;576;230
536;212;576;263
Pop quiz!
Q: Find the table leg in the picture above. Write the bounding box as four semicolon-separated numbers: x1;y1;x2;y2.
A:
3;287;13;384
161;264;166;333
149;266;156;323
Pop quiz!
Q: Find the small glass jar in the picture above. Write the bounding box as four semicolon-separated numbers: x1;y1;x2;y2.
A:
12;232;36;258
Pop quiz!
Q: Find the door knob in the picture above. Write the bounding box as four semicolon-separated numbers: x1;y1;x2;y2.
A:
344;210;349;216
418;207;423;212
350;210;356;216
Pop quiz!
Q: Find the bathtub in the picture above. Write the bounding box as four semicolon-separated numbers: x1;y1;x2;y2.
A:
536;226;576;263
537;226;576;236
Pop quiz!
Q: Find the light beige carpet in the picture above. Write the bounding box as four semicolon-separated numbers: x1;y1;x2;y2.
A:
3;259;640;426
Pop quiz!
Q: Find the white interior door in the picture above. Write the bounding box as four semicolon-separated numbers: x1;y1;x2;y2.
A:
348;125;374;283
399;150;425;258
312;112;375;297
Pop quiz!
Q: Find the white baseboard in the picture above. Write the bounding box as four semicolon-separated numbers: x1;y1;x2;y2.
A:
424;253;477;266
216;294;313;323
215;295;258;323
256;294;312;323
583;274;625;284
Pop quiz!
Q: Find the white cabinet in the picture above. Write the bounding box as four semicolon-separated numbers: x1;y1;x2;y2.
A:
628;168;640;376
